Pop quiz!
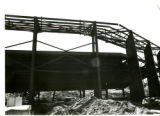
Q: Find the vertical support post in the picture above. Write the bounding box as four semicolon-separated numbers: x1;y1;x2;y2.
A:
157;51;160;75
30;17;39;108
126;31;145;102
122;89;125;98
105;89;108;99
91;22;102;98
144;42;160;97
37;92;40;102
79;90;82;98
82;90;85;97
52;91;56;101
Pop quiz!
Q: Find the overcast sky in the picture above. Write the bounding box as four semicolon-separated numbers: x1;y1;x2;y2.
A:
1;0;160;114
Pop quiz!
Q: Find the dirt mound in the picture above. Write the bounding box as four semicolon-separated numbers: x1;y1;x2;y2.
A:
48;97;152;115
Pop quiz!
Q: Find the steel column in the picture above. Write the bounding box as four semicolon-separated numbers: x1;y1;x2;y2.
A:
126;31;145;102
82;90;85;97
157;51;160;75
122;89;125;98
52;91;56;101
105;89;108;99
30;17;39;106
91;22;102;98
144;42;160;97
79;90;82;98
37;92;40;102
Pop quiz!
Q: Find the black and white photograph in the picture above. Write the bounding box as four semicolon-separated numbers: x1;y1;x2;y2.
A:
1;0;160;115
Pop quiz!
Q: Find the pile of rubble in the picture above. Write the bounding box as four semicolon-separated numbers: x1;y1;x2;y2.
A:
6;90;160;115
48;97;153;115
142;97;160;108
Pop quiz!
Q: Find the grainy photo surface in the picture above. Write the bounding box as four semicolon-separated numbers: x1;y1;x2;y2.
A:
3;0;160;115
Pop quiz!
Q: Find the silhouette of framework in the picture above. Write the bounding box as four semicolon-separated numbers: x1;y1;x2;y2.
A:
5;15;160;54
5;15;160;110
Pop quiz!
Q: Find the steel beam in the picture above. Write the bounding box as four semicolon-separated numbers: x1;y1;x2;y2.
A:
30;17;38;107
92;22;102;98
126;31;145;102
5;14;160;55
144;42;160;97
5;40;32;48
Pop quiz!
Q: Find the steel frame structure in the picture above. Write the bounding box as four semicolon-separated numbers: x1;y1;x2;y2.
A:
5;14;160;67
5;14;160;110
5;14;160;54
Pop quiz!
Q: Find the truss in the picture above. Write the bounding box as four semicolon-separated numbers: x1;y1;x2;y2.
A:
5;14;160;56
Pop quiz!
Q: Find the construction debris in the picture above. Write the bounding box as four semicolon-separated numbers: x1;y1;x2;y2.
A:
48;97;154;115
142;97;160;108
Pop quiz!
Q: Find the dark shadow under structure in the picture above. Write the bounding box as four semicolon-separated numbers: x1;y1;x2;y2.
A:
5;14;160;112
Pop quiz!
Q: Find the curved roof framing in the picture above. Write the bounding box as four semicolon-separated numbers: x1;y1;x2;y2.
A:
5;14;160;56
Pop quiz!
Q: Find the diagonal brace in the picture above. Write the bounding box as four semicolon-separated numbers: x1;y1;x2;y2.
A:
36;41;92;68
5;40;32;48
